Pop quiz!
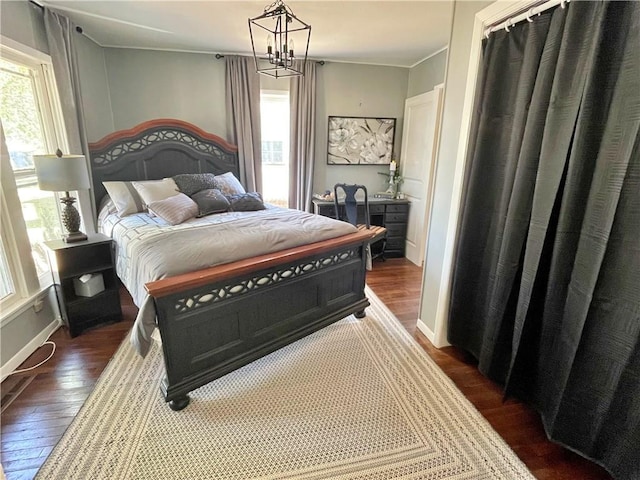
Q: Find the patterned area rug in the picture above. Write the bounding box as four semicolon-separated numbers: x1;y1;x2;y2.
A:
36;288;533;479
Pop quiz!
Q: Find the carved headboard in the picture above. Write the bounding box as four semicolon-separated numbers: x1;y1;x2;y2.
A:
88;119;240;206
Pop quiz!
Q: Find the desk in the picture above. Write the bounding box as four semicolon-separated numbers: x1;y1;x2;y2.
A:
312;198;410;258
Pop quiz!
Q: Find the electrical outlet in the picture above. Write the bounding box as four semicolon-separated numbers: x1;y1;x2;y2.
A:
33;297;44;313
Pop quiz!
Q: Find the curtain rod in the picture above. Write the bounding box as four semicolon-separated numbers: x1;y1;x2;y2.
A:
215;54;324;65
29;0;85;34
484;0;570;37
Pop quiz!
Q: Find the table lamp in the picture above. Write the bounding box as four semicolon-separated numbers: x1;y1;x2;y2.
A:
34;149;90;243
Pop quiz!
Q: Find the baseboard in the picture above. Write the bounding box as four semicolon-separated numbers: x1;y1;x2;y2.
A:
417;318;450;348
1;319;61;382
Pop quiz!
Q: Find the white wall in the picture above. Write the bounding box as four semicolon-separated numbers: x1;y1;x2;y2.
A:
418;0;493;339
314;62;409;195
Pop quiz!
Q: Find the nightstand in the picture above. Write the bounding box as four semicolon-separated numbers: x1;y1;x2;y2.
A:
44;233;122;337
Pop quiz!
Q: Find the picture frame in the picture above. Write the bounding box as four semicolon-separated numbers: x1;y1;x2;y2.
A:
327;116;396;165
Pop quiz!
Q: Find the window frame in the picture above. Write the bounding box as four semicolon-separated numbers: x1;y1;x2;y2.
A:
1;35;69;318
261;140;285;165
0;190;28;311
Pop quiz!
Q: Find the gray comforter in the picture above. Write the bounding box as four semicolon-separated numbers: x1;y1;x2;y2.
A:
99;204;357;356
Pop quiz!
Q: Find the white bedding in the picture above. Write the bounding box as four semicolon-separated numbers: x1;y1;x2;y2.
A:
98;203;358;356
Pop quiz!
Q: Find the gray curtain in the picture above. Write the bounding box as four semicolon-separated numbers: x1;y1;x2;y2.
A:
448;2;640;479
44;8;96;231
225;55;262;193
289;60;317;211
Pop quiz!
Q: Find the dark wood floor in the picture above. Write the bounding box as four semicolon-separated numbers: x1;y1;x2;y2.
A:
1;258;612;480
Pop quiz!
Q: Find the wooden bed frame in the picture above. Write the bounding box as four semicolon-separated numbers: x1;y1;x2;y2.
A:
89;119;373;411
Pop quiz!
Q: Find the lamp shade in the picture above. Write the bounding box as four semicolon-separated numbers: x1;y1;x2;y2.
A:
33;154;90;192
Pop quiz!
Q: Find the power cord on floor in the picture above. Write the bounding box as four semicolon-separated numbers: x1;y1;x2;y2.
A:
7;329;57;376
9;342;56;375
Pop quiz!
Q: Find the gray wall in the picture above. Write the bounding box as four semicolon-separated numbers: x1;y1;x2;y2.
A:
0;0;60;373
99;50;410;196
407;50;448;98
76;35;114;141
0;0;49;54
1;289;58;369
314;62;409;195
419;0;493;333
104;49;227;135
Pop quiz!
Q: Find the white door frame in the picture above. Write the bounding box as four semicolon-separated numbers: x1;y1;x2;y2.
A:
419;84;444;266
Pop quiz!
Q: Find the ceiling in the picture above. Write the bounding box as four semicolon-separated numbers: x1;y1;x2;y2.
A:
41;1;454;68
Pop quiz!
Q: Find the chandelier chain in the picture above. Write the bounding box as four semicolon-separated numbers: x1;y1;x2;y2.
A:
264;0;295;16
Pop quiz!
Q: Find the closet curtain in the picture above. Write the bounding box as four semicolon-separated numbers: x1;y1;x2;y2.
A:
225;55;262;192
289;60;317;211
448;2;639;479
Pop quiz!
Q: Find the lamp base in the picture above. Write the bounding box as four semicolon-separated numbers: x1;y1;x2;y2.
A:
64;231;88;243
60;196;87;243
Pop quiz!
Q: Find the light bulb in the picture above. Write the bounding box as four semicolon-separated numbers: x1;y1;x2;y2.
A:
266;35;272;55
288;39;294;57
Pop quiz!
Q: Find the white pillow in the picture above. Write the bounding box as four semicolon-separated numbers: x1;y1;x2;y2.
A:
102;181;145;217
132;178;180;206
148;193;198;225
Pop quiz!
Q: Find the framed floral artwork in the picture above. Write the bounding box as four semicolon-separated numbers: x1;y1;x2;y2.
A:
327;116;396;165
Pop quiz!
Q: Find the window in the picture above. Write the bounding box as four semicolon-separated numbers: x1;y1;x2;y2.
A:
262;140;284;165
260;91;290;208
1;56;63;278
1;39;67;313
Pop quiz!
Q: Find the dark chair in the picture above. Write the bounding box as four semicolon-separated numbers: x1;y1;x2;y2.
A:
333;184;387;261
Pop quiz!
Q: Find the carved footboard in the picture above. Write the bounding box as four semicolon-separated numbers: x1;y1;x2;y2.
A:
145;230;372;410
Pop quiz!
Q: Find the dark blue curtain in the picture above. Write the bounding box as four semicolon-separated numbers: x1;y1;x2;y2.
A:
448;2;640;478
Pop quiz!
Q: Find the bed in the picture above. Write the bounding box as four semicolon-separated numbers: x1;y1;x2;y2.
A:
89;119;374;411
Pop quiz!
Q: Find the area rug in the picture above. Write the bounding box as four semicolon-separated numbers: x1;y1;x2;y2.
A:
36;287;533;479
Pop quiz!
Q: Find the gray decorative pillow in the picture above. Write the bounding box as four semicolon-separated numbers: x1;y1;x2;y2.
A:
226;192;266;212
214;172;246;196
191;188;230;217
172;173;217;196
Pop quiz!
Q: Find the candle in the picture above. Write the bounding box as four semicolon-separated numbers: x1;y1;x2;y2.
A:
390;160;397;173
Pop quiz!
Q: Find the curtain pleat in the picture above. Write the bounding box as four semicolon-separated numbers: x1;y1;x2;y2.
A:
506;1;608;392
449;7;563;379
225;56;262;192
43;8;96;231
289;60;317;212
448;1;640;478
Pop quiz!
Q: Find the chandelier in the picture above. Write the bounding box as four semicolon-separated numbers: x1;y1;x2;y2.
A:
248;0;311;78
